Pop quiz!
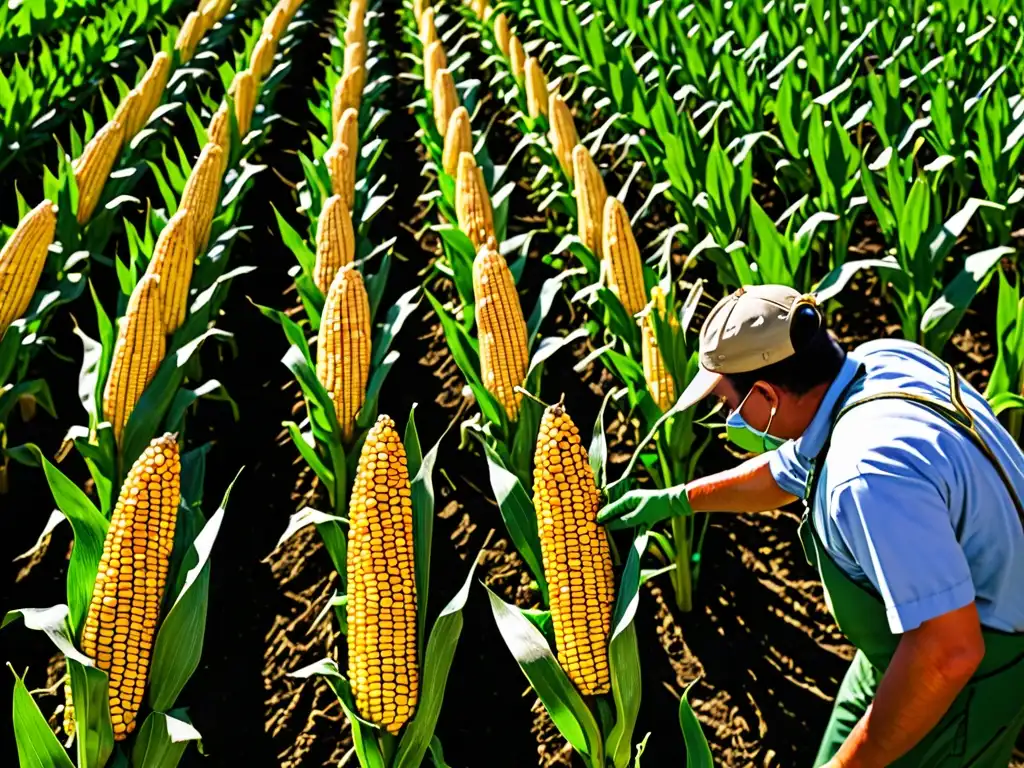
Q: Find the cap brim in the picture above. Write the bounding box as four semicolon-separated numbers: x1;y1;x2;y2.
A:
672;366;722;412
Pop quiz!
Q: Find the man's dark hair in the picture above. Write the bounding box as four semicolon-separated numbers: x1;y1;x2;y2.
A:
725;305;845;396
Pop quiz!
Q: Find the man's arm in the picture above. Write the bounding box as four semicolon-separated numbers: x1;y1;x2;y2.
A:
686;452;799;513
825;602;984;768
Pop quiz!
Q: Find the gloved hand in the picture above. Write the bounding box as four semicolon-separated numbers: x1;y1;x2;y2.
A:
596;485;692;530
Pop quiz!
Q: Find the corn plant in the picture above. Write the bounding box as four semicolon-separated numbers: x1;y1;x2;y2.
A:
985;268;1024;445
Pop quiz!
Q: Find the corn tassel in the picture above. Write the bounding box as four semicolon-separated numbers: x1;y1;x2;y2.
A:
602;197;647;316
313;194;356;294
145;209;196;334
642;286;677;411
473;245;529;421
129;52;171;138
175;12;204;63
102;275;166;444
493;12;510;56
326;108;359;208
442;106;472;178
346;414;418;734
572;145;607;258
534;404;614;696
419;7;438;48
81;434;181;739
74;121;125;225
0;200;57;338
524;57;548;118
423;40;446;90
455;151;494;249
548;94;578;180
432;68;458;137
250;34;277;79
230;69;257;138
180;143;225;254
332;67;364;129
317;265;370;441
509;35;525;81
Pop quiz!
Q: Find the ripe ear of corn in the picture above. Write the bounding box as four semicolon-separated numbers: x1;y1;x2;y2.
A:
264;5;288;40
455;151;495;249
345;40;366;75
572;145;607;258
102;275;166;444
313;194;356;294
346;414;418;734
548;94;578;180
642;286;677;411
423;39;446;90
230;69;258;138
316;265;370;441
419;7;438;48
525;57;548;118
112;88;142;142
130;52;171;138
346;1;366;43
432;68;458;138
332;67;364;129
602;197;647;316
0;200;57;338
80;434;181;740
493;12;510;56
207;102;231;155
326;108;359;208
179;143;226;254
442;105;472;178
413;0;426;25
473;244;529;421
251;34;277;79
145;209;196;334
533;404;614;696
73;120;125;225
509;35;525;81
175;11;204;63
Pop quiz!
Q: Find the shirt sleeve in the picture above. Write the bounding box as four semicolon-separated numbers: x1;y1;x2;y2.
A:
768;440;812;499
829;473;975;634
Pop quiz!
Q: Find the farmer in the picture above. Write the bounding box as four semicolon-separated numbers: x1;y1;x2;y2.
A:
598;285;1024;768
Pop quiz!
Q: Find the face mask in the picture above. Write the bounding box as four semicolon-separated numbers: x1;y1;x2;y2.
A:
726;387;787;454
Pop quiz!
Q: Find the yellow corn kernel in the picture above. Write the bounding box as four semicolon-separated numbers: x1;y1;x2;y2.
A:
642;286;677;411
572;145;607;258
602;197;647;316
81;434;181;739
101;275;166;443
509;34;525;81
250;34;277;80
548;94;579;180
419;7;438;49
145;209;196;334
179;143;225;254
473;244;529;421
442;106;471;178
432;68;458;137
493;12;510;57
112;88;142;142
332;66;364;129
73;121;125;225
326;108;359;209
206;101;231;155
62;674;75;738
129;52;171;138
0;200;57;338
316;265;370;441
174;11;204;63
313;194;356;294
533;404;614;696
423;40;446;90
455;151;494;249
346;414;418;734
524;57;548;118
230;69;258;139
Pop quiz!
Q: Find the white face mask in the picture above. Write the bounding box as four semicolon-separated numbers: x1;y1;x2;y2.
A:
725;387;786;454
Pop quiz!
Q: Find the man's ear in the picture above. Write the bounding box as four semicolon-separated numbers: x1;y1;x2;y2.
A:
754;381;780;413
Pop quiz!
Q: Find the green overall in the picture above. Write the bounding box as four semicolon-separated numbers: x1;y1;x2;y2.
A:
798;362;1024;767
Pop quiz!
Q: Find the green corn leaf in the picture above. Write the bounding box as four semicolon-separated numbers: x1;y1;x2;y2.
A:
679;678;713;767
131;709;203;768
8;664;75;768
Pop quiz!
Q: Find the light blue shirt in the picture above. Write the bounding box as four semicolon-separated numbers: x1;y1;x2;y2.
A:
769;339;1024;634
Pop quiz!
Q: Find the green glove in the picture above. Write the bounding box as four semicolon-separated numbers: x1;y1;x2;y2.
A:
597;485;692;530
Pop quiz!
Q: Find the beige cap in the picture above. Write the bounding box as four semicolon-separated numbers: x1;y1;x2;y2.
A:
674;285;819;410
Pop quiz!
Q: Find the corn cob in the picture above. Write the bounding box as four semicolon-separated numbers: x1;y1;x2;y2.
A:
81;433;181;739
129;52;171;138
413;0;426;24
313;195;356;294
207;101;231;155
199;0;219;34
325;108;359;208
423;40;446;90
112;89;142;143
602;197;647;316
642;286;677;411
175;11;204;63
346;414;418;734
493;12;510;57
509;35;525;81
524;57;548;118
316;265;370;441
250;34;277;80
179;143;225;254
432;68;458;137
102;275;166;443
533;403;614;696
145;209;196;334
264;5;288;40
62;675;75;738
572;145;607;258
345;40;367;76
0;200;57;338
473;245;529;421
332;67;364;129
73;121;125;225
455;151;495;249
230;69;258;138
471;0;488;18
346;1;365;44
419;7;437;48
442;106;472;178
548;94;579;180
